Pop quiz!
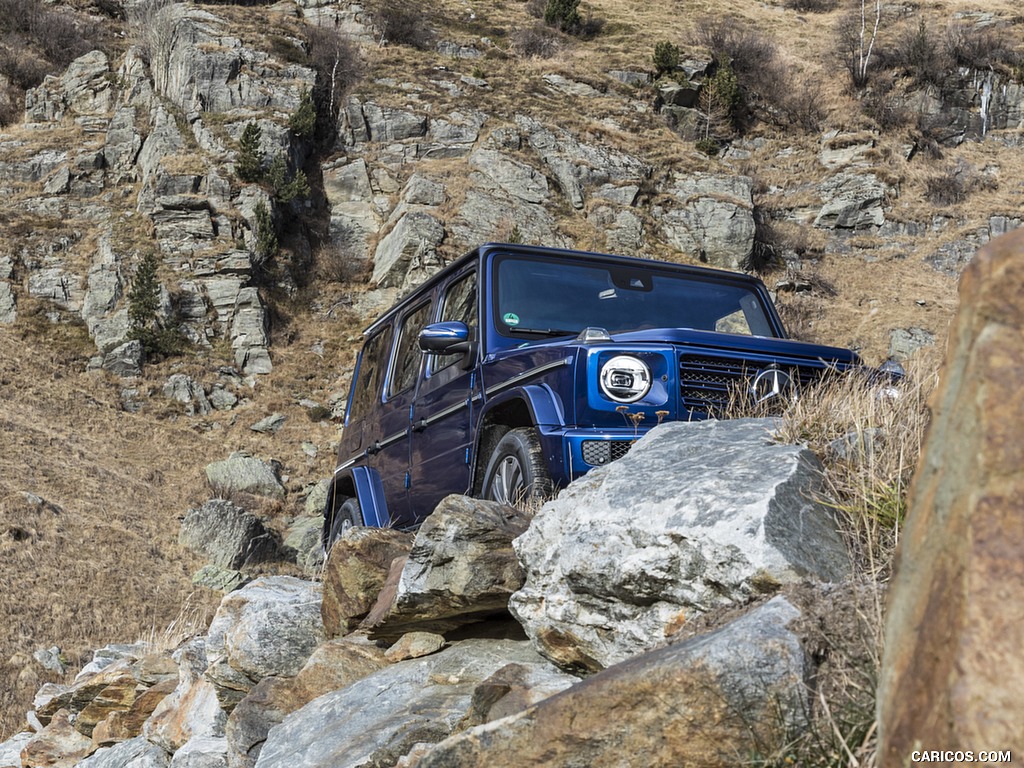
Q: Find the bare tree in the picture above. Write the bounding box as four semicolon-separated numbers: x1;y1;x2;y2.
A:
837;0;882;88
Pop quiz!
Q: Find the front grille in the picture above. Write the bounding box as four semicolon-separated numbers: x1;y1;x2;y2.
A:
679;354;827;417
582;440;634;466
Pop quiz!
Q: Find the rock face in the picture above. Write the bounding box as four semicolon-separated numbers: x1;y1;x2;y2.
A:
363;496;530;641
412;597;807;768
253;639;578;768
511;419;850;670
878;229;1024;762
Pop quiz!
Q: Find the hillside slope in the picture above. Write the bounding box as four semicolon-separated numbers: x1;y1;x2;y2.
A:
0;0;1021;739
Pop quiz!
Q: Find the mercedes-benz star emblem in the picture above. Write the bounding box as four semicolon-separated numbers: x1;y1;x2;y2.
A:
750;366;793;403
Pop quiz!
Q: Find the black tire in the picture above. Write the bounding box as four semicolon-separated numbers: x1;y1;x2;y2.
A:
481;427;553;505
325;497;364;552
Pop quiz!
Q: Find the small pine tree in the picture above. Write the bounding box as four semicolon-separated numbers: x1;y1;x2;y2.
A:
544;0;580;32
289;89;317;138
266;153;289;192
127;251;180;357
236;122;264;183
253;201;278;264
128;251;161;336
279;169;311;203
653;41;680;76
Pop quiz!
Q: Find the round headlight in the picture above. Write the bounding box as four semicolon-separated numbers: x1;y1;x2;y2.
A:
599;355;651;403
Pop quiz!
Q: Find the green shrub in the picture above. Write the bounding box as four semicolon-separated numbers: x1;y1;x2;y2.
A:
695;138;720;156
652;40;680;76
544;0;581;32
236;122;264;183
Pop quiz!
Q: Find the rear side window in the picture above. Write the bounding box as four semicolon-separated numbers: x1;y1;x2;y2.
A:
389;302;432;397
348;326;393;422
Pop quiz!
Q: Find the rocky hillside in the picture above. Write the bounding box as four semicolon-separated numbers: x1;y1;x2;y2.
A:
0;0;1022;756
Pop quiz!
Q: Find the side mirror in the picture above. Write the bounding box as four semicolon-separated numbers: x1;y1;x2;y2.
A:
419;321;471;354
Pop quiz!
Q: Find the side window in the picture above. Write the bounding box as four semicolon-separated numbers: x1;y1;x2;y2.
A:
433;270;477;373
389;302;432;398
348;326;393;422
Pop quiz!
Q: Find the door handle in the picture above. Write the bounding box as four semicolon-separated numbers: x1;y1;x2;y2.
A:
366;441;382;456
412;419;428;433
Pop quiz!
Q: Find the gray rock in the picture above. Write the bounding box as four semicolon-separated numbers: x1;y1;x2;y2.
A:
608;69;652;87
371;212;446;289
179;499;278;570
193;565;251;594
414;598;807;767
888;327;935;361
660;173;755;269
209;385;239;411
814;172;892;229
75;736;170;768
231;288;272;375
282;516;324;572
303;479;330;517
33;646;65;674
164;374;213;416
542;73;602;98
205;454;286;499
254;640;577;768
169;736;229;768
467;150;549;204
0;282;15;324
205;577;324;701
0;732;32;768
145;639;227;755
250;413;286;434
511;419;851;670
102;340;144;378
364;496;530;641
359;101;428;142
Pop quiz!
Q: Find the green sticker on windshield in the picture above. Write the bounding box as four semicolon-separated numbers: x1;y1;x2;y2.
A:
503;312;520;326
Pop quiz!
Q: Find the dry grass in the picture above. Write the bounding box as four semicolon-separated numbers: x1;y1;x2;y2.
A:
0;314;352;738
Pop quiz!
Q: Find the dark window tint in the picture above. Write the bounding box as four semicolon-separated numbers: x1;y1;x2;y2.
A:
348;326;393;422
390;302;432;397
434;271;477;372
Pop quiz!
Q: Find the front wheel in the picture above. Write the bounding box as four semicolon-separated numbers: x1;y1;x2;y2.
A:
325;497;364;553
481;427;553;506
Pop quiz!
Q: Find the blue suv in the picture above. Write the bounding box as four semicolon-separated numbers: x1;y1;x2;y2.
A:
323;243;874;543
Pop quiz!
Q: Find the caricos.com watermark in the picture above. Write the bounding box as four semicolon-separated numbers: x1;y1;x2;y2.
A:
911;750;1013;764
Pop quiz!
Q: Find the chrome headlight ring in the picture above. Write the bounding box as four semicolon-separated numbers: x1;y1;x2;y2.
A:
599;355;652;403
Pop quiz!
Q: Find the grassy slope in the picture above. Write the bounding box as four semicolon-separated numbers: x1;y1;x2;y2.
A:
1;0;1021;740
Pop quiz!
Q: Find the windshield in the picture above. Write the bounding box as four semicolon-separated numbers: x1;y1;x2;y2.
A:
493;255;779;339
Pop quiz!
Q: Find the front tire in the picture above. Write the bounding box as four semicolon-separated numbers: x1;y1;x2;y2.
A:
481;427;553;505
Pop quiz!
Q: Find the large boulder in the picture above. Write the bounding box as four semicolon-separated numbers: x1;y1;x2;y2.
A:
144;640;227;755
879;229;1024;762
204;577;324;708
412;597;808;767
362;496;530;641
225;638;389;768
321;528;414;638
179;499;278;570
253;639;577;768
511;419;850;670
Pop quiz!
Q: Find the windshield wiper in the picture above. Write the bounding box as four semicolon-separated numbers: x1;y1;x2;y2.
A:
507;327;577;337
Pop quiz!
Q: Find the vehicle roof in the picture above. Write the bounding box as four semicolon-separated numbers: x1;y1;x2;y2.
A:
360;243;770;336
